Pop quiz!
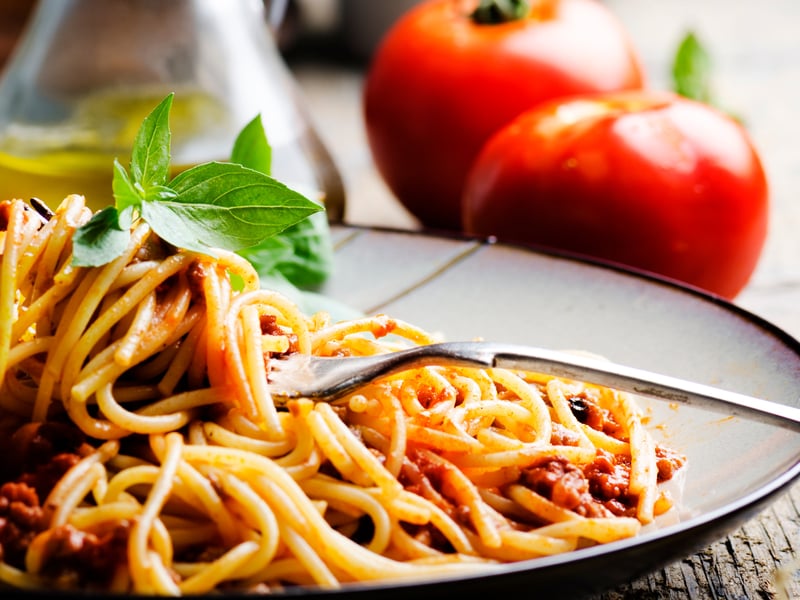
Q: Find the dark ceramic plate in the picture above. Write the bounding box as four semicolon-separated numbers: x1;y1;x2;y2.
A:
20;225;800;599
318;224;800;599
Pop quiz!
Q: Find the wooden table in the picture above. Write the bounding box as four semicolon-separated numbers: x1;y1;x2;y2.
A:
286;1;800;597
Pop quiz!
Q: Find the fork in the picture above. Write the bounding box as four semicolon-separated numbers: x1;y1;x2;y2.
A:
266;341;800;432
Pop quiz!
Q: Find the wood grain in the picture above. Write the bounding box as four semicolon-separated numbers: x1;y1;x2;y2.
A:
593;483;800;599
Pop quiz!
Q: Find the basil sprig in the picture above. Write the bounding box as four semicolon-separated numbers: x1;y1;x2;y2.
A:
229;113;333;289
72;93;323;267
672;31;713;104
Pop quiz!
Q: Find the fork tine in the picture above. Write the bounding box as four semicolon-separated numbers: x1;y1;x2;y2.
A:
266;345;493;402
267;352;413;401
265;342;800;431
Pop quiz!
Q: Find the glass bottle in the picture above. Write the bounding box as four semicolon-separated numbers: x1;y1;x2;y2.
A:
0;0;346;221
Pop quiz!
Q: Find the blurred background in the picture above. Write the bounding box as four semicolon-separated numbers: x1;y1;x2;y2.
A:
285;0;800;336
274;0;800;317
0;0;798;335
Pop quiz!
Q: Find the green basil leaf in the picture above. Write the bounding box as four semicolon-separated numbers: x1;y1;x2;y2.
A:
112;159;141;212
239;235;293;275
228;117;333;288
140;201;217;255
169;162;323;218
69;92;333;277
72;206;131;267
239;211;333;288
130;93;173;189
231;114;271;175
117;204;135;231
283;212;334;287
672;31;712;103
141;198;315;256
144;163;322;253
143;184;179;203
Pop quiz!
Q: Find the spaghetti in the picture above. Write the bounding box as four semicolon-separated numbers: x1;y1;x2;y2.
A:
0;195;685;594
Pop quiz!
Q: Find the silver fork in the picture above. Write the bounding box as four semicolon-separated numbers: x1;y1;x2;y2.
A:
267;341;800;432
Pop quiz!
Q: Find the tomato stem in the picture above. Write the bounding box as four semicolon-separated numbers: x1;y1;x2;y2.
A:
471;0;530;24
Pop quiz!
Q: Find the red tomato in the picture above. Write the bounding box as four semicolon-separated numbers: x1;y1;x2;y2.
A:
363;0;644;231
461;91;769;299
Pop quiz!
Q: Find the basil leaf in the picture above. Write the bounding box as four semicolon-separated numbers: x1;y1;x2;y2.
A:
672;31;712;103
143;163;322;253
72;206;131;267
228;116;334;288
117;204;135;231
69;92;331;274
143;184;179;203
129;93;173;189
169;161;321;233
239;211;333;288
284;212;334;287
231;114;272;175
141;198;314;256
140;201;217;255
112;159;140;213
239;235;293;275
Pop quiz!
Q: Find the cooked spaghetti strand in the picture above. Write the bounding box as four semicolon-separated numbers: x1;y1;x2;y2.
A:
0;197;685;595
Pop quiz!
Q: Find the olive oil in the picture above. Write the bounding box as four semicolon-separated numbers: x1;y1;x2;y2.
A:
0;150;217;212
0;0;345;219
0;150;114;210
0;90;229;211
0;90;345;216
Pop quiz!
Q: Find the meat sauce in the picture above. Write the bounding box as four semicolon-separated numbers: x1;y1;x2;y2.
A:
0;420;129;584
525;389;685;519
400;387;686;548
0;386;686;574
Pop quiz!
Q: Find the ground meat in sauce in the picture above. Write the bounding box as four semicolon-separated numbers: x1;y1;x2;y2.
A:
522;445;687;521
0;481;47;567
186;260;209;300
38;521;131;585
0;422;86;568
583;450;637;517
397;448;461;552
0;420;130;582
401;449;451;510
0;421;88;497
521;456;614;518
259;314;298;355
521;450;642;519
566;391;624;438
549;423;582;446
1;422;85;473
656;445;687;482
415;384;455;410
19;453;81;504
401;437;686;536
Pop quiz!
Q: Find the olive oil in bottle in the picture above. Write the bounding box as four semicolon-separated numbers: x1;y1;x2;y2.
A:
0;0;345;219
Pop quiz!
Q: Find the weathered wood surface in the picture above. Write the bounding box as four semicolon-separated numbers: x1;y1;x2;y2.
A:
594;486;800;599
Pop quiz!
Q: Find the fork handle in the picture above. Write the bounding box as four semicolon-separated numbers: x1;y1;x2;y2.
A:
430;342;800;432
